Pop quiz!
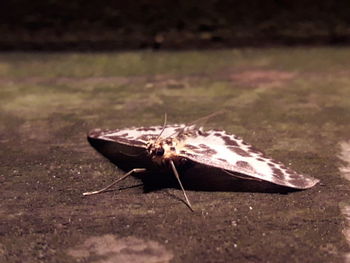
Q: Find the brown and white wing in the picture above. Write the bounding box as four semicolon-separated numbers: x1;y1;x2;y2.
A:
87;124;186;170
88;124;186;147
177;129;319;189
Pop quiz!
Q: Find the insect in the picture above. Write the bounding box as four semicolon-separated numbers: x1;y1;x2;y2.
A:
84;115;319;210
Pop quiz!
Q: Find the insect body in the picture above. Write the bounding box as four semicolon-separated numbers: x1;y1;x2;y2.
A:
84;122;319;210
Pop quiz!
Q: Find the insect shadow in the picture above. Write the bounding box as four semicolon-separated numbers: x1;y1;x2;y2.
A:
117;161;299;195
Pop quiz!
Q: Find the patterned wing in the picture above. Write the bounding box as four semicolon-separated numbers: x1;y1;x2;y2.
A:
87;124;187;169
88;124;186;147
177;129;319;189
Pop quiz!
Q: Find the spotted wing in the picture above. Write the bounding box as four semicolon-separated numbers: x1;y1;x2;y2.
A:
177;129;319;189
88;124;187;170
88;124;186;147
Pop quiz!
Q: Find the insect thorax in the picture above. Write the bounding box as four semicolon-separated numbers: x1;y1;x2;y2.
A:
147;137;183;166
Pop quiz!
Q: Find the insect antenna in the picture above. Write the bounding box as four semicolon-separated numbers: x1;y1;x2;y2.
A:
187;110;227;127
169;160;193;211
154;113;167;144
166;110;227;139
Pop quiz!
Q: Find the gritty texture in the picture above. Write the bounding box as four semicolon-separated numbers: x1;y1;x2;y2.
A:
0;48;350;263
66;234;173;263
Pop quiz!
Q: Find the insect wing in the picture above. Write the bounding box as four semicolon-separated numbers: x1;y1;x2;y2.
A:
89;124;186;146
177;130;319;189
87;124;187;169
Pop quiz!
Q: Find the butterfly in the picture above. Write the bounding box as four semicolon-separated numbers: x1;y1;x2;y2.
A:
84;115;319;210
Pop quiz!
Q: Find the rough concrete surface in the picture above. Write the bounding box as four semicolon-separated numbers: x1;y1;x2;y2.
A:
0;48;350;262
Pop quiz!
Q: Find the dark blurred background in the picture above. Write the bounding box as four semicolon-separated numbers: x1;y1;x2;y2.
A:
1;0;350;50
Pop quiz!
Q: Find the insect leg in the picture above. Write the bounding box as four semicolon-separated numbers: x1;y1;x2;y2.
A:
222;169;262;181
169;160;193;211
83;168;147;196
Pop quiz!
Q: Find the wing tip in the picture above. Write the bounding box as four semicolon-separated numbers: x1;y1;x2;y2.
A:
87;128;105;139
305;177;320;188
286;175;320;189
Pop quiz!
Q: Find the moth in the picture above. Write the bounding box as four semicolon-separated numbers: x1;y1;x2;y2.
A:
84;115;319;210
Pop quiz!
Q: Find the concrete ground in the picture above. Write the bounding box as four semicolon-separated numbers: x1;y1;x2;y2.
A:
0;48;350;262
